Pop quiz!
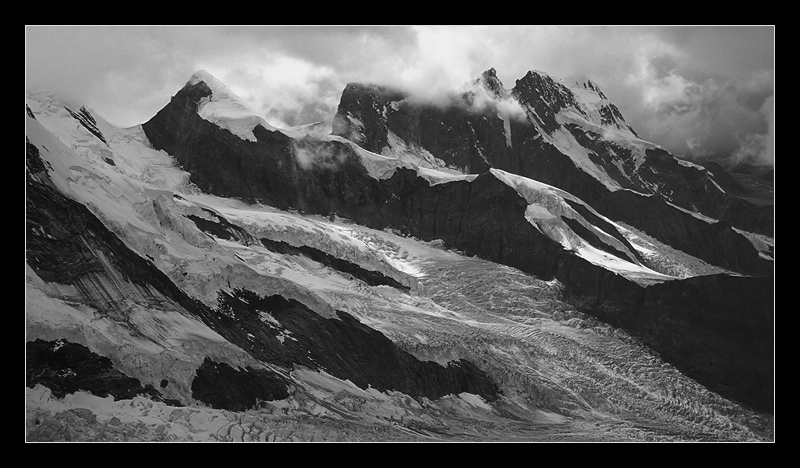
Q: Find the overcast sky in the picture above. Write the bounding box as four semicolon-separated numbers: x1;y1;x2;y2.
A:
25;25;774;168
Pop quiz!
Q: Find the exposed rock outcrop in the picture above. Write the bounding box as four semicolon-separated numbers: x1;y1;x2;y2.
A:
26;339;180;405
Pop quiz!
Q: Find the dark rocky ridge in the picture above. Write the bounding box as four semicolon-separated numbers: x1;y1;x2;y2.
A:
183;205;411;290
562;197;644;264
191;357;291;412
140;77;774;412
65;106;107;145
258;237;409;291
185;206;254;245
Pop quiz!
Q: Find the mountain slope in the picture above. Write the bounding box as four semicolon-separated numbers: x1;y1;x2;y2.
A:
139;71;772;411
25;70;774;441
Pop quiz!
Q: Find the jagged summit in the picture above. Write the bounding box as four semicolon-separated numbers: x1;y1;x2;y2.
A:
511;69;636;136
476;68;506;98
512;70;579;113
523;69;559;80
558;73;638;137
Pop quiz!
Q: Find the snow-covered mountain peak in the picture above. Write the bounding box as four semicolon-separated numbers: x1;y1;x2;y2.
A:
186;70;279;141
554;74;638;138
188;69;231;94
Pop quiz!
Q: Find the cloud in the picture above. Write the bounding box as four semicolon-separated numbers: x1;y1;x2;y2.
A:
209;57;342;129
292;139;349;171
729;95;774;167
25;25;774;167
609;31;774;166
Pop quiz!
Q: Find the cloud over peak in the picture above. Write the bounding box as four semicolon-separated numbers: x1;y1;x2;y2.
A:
26;25;774;167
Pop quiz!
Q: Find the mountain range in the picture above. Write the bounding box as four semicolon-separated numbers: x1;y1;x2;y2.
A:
25;66;774;442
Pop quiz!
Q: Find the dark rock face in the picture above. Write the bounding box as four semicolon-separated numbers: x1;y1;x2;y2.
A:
65;106;107;145
26;339;180;405
191;358;291;412
374;170;571;280
26;153;207;317
142;82;296;208
185;207;255;245
26;163;131;287
512;71;583;134
333;82;502;174
637;274;773;414
26;138;50;179
330;83;404;155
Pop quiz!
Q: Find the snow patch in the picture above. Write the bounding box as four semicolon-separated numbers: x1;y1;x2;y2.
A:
195;93;277;143
458;392;493;411
548;128;622;191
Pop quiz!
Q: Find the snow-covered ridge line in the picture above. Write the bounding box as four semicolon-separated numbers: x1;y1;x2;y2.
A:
488;168;673;282
325;133;477;186
193;200;424;290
